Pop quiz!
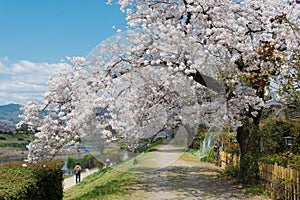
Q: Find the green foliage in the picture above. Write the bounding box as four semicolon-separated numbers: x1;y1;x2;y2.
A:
144;138;163;152
272;179;287;200
244;184;265;195
0;133;33;150
80;153;97;166
16;124;34;134
93;159;105;169
0;159;64;200
64;167;137;200
219;132;240;155
260;119;300;155
189;124;208;149
218;165;239;179
67;152;100;170
80;167;112;185
259;151;300;170
200;148;216;163
74;173;130;199
67;157;77;169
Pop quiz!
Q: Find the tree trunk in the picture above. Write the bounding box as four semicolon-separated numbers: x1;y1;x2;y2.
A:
236;117;261;185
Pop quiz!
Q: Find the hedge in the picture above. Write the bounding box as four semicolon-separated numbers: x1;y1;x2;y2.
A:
0;159;64;200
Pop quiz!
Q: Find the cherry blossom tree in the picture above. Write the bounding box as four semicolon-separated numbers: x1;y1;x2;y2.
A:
0;120;16;134
102;0;299;183
20;0;299;183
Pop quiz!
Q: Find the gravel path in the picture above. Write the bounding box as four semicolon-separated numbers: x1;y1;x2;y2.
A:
124;160;269;200
119;144;270;200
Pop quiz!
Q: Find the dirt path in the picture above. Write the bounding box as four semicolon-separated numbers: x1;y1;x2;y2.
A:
118;144;270;200
124;160;270;200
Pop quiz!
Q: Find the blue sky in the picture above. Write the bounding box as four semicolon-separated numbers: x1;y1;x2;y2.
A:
0;0;126;105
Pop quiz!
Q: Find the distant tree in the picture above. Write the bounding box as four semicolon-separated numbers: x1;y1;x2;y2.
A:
16;123;34;134
0;120;16;134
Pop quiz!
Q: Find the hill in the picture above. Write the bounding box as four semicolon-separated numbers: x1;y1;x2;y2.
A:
0;104;22;124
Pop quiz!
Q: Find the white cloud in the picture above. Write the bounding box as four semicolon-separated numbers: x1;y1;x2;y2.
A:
0;58;70;105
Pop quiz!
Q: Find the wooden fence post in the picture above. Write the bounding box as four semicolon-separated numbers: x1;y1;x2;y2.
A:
220;151;299;200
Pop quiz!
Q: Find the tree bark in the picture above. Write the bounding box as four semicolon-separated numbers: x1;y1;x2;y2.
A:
236;117;261;185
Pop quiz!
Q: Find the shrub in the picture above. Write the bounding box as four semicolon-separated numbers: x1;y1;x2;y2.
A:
200;148;216;163
259;152;300;170
260;119;300;155
0;159;64;200
219;132;240;155
67;157;77;169
272;179;286;200
244;184;265;195
218;165;239;178
189;124;208;149
94;159;105;169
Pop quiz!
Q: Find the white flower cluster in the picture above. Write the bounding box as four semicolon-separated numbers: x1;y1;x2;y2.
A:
0;120;16;134
19;0;300;161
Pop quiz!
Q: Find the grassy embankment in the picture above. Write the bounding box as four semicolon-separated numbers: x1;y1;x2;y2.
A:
63;167;140;200
0;133;33;163
63;138;171;200
64;135;198;200
63;151;200;200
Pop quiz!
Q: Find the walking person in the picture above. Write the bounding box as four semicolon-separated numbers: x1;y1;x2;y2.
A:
74;162;82;184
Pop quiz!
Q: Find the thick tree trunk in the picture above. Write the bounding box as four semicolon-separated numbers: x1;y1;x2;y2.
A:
236;118;261;185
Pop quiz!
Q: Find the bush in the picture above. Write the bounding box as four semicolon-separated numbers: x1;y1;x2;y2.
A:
67;157;77;169
259;152;300;170
0;159;64;200
219;132;240;155
189;124;208;149
244;184;265;195
260;119;300;155
94;159;105;169
200;148;216;163
0;136;6;140
218;165;239;178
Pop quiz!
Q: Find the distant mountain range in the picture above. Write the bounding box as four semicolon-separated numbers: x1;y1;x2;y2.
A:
0;104;22;124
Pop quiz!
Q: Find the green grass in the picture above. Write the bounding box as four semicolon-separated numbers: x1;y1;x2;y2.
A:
63;139;172;199
0;133;33;141
244;184;265;195
180;152;201;162
0;133;33;144
0;133;33;150
63;167;139;200
0;134;33;162
144;138;164;152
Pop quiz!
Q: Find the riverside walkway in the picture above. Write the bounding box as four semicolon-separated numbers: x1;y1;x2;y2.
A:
63;142;270;199
63;167;99;190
